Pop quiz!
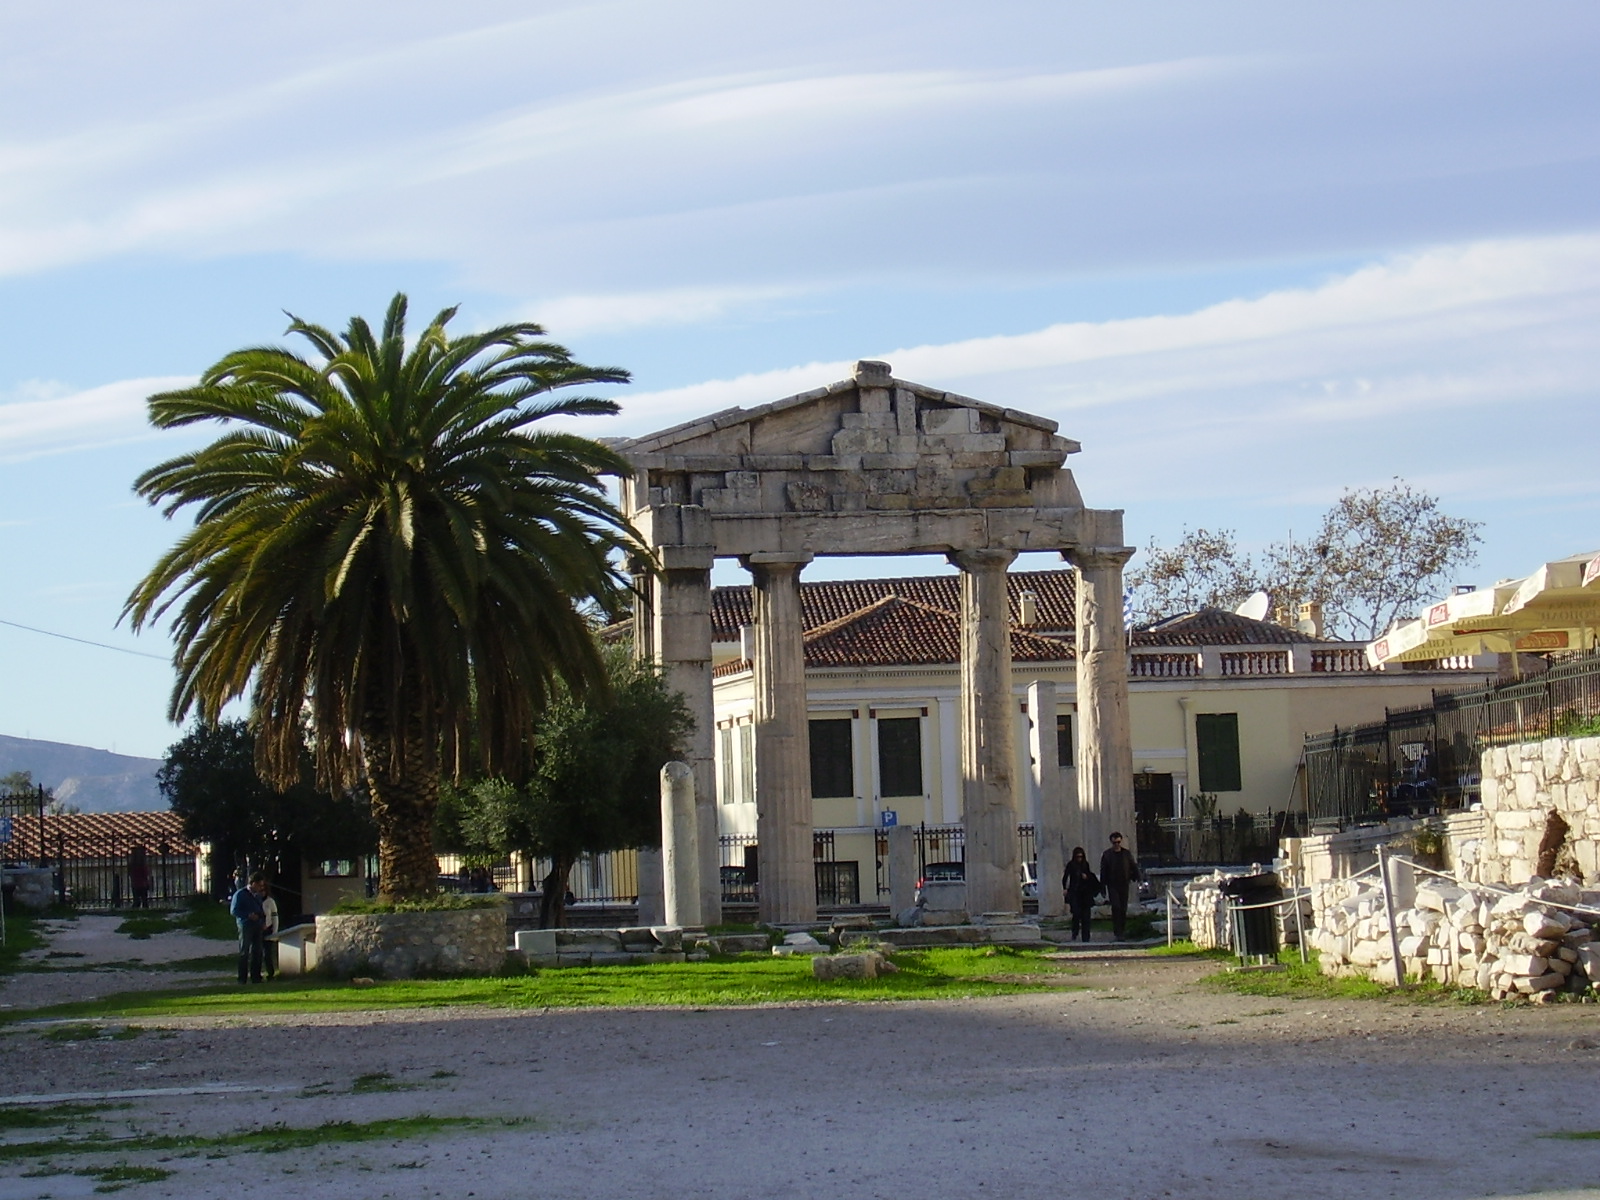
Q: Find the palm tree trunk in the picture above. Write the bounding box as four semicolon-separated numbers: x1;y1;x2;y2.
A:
362;706;441;901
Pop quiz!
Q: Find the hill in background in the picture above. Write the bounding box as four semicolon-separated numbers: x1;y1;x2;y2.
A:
0;734;164;812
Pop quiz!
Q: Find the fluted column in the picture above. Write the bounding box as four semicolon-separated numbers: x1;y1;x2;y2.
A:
1065;546;1136;859
1028;679;1067;919
652;547;720;924
745;552;815;925
950;547;1019;917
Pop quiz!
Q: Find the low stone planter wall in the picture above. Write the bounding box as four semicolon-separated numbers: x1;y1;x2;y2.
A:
1;867;55;911
316;906;508;979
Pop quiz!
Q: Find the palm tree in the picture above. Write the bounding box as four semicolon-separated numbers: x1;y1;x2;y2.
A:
125;293;644;899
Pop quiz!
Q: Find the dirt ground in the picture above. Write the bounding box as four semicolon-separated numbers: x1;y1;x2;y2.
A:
3;916;1600;1200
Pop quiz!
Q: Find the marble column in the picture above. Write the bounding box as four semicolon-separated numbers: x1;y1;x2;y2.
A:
1065;546;1136;859
950;547;1020;917
652;547;721;924
1028;679;1067;920
745;552;815;925
660;762;701;927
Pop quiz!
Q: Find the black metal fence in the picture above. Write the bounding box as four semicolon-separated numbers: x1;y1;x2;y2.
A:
1138;811;1307;868
51;833;199;910
0;786;48;866
1304;649;1600;826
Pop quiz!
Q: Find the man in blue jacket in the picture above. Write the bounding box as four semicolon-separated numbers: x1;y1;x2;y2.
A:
230;872;268;984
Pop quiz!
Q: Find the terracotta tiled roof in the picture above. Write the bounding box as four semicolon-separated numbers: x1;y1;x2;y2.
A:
3;810;196;861
1134;608;1326;646
714;596;1075;675
711;568;1077;640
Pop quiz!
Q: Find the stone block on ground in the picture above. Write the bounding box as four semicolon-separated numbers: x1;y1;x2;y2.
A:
812;951;893;980
514;929;557;957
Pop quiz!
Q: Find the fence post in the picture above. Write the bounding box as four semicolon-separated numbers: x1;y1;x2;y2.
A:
1377;843;1406;988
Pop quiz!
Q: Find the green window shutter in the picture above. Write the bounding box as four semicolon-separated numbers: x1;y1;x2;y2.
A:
809;719;854;799
1196;712;1242;792
876;717;924;797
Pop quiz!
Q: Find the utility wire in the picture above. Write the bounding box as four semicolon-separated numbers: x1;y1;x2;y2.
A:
0;617;169;661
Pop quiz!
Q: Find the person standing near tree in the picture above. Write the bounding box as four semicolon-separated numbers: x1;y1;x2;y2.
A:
230;872;267;985
259;881;280;981
1099;832;1140;941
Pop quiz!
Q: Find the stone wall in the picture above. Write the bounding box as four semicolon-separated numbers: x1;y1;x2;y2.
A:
1;867;55;911
1308;872;1600;999
1469;736;1600;884
315;907;508;979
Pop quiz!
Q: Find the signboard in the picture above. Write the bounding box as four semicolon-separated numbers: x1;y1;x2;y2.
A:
1515;630;1569;651
0;815;10;844
880;810;897;828
1586;556;1600;588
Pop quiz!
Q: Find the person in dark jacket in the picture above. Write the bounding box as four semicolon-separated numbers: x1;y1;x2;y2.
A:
1062;846;1100;942
230;872;268;984
1099;832;1141;941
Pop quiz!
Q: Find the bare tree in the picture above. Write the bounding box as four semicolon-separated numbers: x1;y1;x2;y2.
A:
1127;481;1482;639
1125;527;1258;626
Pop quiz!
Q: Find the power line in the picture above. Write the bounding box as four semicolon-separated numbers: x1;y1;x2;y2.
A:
0;618;170;662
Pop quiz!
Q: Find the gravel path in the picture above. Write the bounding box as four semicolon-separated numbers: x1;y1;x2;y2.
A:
3;927;1599;1199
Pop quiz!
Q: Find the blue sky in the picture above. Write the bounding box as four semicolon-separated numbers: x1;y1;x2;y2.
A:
2;2;1598;759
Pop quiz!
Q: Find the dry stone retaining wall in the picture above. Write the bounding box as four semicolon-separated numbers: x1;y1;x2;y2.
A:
1308;873;1600;999
316;907;507;979
1467;736;1600;884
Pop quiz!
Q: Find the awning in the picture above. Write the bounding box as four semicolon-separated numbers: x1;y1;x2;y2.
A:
1367;550;1600;666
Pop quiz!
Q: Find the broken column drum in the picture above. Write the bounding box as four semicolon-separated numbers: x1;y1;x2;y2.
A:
610;360;1133;925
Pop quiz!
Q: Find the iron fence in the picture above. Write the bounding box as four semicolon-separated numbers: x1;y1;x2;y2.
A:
50;833;199;910
1304;648;1600;826
1138;811;1306;868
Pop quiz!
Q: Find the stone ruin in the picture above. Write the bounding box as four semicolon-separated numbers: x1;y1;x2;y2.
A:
610;360;1138;929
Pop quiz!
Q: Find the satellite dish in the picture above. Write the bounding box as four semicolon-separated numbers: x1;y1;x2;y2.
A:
1234;591;1271;621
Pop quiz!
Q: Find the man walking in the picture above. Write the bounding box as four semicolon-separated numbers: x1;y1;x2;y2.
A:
1099;832;1141;941
230;872;268;984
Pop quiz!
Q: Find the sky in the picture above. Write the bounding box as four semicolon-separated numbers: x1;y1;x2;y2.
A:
1;2;1598;761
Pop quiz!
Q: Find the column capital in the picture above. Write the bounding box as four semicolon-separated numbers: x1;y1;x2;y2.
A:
948;547;1018;574
1062;545;1134;572
657;544;716;572
740;551;815;568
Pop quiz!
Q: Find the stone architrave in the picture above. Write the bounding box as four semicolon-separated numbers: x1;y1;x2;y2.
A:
1028;679;1067;919
1066;547;1136;858
745;552;816;925
651;548;721;924
951;547;1020;916
611;360;1129;928
661;761;701;927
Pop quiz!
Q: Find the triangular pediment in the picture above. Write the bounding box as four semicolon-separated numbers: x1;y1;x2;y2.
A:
613;360;1084;518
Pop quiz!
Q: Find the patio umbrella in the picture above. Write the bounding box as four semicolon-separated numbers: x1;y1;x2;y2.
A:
1367;552;1600;667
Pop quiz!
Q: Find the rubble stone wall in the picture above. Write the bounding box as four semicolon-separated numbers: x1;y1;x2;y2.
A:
1465;736;1600;885
1308;872;1599;999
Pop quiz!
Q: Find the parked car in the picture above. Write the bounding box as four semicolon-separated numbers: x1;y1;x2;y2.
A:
914;860;1040;902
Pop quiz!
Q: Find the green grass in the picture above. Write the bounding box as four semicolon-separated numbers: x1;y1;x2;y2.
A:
0;909;47;975
0;1115;530;1164
171;899;238;941
1544;1130;1600;1140
1201;947;1491;1004
0;1103;122;1131
5;946;1074;1023
39;1023;144;1043
1148;939;1209;957
326;894;506;914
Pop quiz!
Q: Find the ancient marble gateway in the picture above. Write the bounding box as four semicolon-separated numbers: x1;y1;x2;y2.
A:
611;360;1134;925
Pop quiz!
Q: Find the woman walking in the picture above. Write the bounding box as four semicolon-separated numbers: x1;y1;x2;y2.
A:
1063;847;1101;943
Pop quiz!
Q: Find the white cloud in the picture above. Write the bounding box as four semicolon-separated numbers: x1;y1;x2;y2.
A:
0;376;193;462
525;284;806;336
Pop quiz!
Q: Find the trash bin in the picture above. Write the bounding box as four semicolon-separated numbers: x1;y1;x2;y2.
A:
1221;871;1282;959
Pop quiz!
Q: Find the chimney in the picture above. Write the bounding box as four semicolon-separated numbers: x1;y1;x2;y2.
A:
1296;601;1324;638
1018;591;1039;627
